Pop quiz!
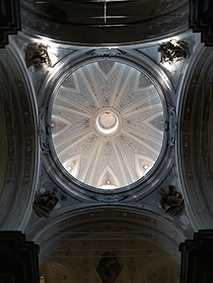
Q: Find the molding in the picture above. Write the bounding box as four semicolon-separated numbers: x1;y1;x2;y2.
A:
177;46;213;230
165;104;177;148
0;39;40;232
90;190;128;203
26;206;184;264
38;107;51;154
37;48;175;200
86;48;126;57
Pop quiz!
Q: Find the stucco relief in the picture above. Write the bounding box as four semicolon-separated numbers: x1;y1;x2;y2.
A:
40;263;72;283
181;77;198;179
90;190;127;203
33;187;59;218
165;104;177;147
38;107;51;154
25;43;51;71
2;84;15;185
17;81;34;184
158;185;184;215
87;48;126;58
40;234;179;283
52;61;164;189
150;265;169;283
158;39;189;65
96;252;122;283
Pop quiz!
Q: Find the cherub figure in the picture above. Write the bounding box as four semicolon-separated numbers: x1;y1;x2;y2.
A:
33;187;59;218
25;43;51;71
158;39;189;65
158;185;184;215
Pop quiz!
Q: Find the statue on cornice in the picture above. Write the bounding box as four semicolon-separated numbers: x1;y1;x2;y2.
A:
96;252;122;283
158;39;189;65
33;187;59;218
25;43;51;71
158;185;184;216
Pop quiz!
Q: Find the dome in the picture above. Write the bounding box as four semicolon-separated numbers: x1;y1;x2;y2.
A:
51;60;164;189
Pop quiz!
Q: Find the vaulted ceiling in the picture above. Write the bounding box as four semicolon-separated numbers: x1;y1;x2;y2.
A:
20;0;189;44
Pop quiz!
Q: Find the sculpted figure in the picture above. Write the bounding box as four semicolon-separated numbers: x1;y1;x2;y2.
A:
25;43;51;70
33;187;59;218
158;39;189;65
96;252;122;283
158;185;184;216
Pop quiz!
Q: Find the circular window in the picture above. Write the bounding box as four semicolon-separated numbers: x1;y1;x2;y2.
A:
51;61;164;189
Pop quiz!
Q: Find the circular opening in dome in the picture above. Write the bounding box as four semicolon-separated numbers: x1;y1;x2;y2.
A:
96;111;118;134
51;61;164;190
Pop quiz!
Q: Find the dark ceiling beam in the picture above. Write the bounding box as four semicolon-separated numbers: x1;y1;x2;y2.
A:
189;0;213;46
0;0;21;48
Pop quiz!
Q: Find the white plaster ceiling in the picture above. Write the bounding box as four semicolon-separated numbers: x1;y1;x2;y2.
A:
51;61;164;189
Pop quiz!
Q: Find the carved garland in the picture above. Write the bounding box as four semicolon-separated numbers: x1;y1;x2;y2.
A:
90;190;128;203
87;48;126;58
165;104;177;148
38;106;51;154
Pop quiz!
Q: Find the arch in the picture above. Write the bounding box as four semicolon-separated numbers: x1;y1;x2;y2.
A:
26;205;186;265
177;44;213;229
0;37;39;231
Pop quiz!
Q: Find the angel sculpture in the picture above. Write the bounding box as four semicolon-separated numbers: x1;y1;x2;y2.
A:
158;185;184;216
25;43;51;71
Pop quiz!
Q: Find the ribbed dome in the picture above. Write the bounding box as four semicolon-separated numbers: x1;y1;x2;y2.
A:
51;61;164;189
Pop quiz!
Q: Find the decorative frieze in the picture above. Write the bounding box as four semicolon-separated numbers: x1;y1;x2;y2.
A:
38;107;51;154
17;81;34;184
90;190;127;203
182;134;193;180
61;210;158;232
165;104;177;147
201;82;212;180
183;77;198;121
87;48;126;58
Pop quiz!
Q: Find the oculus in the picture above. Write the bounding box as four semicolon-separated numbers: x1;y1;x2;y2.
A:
51;61;164;189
